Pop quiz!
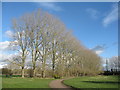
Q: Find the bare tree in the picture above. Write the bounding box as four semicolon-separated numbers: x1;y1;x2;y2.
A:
9;9;102;78
12;18;29;78
109;56;119;71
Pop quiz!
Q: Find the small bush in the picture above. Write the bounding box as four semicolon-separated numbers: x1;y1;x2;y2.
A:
12;75;22;77
53;74;61;79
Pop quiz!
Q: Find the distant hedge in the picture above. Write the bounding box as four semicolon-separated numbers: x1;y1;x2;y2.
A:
103;71;120;75
1;75;22;78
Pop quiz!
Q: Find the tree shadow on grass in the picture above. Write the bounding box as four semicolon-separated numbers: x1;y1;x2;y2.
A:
82;81;120;84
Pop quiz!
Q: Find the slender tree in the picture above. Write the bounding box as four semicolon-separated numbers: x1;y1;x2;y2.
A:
12;18;29;78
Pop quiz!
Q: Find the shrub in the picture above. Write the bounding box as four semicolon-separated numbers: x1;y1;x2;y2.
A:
53;74;61;79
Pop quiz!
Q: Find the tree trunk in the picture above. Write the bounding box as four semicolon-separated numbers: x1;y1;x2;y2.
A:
42;55;46;78
42;66;46;78
41;70;45;78
52;42;55;76
22;67;24;78
52;50;55;77
33;62;36;77
33;68;36;77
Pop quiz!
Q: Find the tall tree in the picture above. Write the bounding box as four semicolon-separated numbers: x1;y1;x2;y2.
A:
10;9;102;78
12;18;29;78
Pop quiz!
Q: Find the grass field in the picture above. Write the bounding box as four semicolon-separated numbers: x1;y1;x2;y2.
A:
2;77;54;88
63;75;119;88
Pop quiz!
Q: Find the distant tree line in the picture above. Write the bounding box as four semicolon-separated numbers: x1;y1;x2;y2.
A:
103;56;120;75
4;9;102;78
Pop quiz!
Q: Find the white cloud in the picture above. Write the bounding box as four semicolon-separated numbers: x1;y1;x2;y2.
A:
0;53;19;68
0;40;31;68
86;8;99;19
0;40;19;68
0;41;11;68
0;40;18;51
0;54;9;61
95;50;103;55
5;30;14;38
91;45;106;55
103;4;118;27
39;2;62;11
0;41;10;51
0;53;11;68
0;52;18;62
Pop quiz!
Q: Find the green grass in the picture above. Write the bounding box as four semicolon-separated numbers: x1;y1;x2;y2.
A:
63;75;119;88
2;77;54;88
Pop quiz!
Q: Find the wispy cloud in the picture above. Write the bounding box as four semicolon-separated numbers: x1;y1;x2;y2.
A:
91;44;107;55
39;2;62;11
0;41;10;51
86;8;99;19
112;42;118;46
5;30;14;38
103;4;118;27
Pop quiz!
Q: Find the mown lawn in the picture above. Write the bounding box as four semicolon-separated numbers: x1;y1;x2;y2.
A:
63;75;119;88
2;77;54;88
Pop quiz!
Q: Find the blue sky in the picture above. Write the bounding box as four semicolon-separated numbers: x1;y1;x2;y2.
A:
1;2;118;59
